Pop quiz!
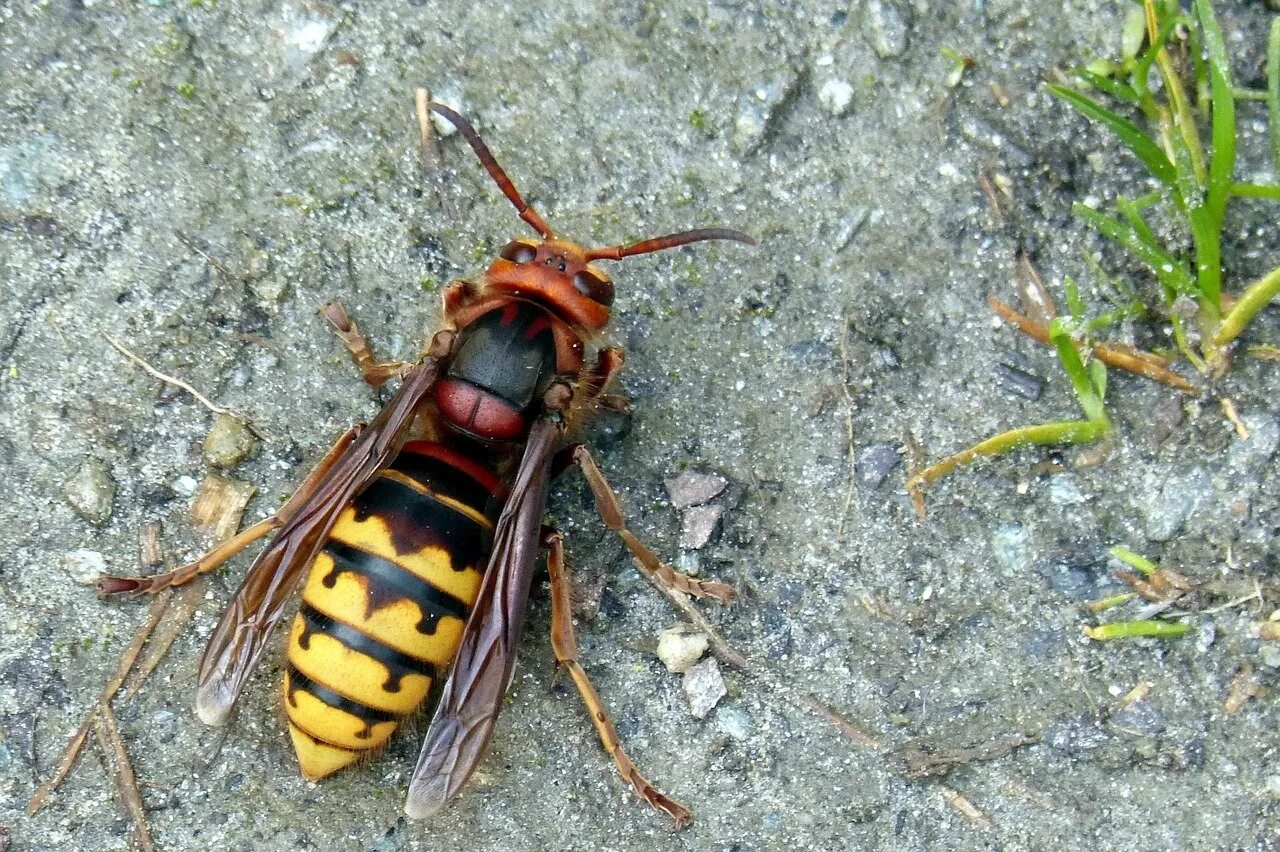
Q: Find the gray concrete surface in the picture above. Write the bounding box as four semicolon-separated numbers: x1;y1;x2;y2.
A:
3;1;1280;849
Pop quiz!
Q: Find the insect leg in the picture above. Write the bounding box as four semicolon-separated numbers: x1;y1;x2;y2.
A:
320;301;412;388
442;279;482;317
571;446;736;604
98;424;363;597
583;346;625;401
543;527;693;829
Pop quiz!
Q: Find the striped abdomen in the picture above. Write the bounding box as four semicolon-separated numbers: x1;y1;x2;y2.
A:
283;441;499;780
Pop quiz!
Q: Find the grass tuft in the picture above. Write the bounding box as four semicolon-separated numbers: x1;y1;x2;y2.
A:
1048;0;1280;366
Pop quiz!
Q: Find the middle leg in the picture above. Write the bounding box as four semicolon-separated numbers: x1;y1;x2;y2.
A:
572;445;735;604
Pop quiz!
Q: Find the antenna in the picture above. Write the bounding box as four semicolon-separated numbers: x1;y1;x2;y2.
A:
426;102;553;239
585;228;756;261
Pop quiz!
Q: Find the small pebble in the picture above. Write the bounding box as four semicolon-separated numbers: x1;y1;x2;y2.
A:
173;475;199;497
1151;394;1184;444
818;79;853;117
733;78;795;151
1110;701;1165;737
1196;622;1216;653
428;83;467;137
1048;475;1086;506
249;268;288;307
203;414;258;469
994;361;1044;400
281;4;338;66
1143;467;1213;542
664;469;728;509
59;549;107;586
680;503;724;550
657;625;710;673
683;657;727;719
62;458;115;525
151;709;178;742
243;248;271;281
856;444;900;488
1228;413;1279;478
863;0;911;59
990;523;1032;576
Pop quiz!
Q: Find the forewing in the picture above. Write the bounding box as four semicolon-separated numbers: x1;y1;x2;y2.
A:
194;359;441;725
404;416;561;819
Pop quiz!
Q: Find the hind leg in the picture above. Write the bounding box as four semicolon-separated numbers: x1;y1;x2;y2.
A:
544;527;693;828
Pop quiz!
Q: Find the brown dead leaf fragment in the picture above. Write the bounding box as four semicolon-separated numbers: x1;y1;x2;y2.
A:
1118;681;1154;710
190;473;257;542
1113;566;1193;604
139;521;164;572
1015;251;1057;325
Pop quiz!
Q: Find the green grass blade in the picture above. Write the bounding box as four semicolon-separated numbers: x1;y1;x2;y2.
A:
911;420;1108;490
1214;263;1280;347
1230;182;1280;200
1048;84;1179;192
1064;275;1085;321
1109;545;1160;576
1085;619;1189;641
1117;195;1162;249
1075;68;1141;106
1269;17;1280;173
1132;3;1181;116
1196;0;1236;309
1089;359;1108;402
1074;203;1195;298
1049;318;1108;424
1085;301;1146;333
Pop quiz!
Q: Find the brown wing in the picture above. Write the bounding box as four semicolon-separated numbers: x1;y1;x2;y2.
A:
194;359;441;725
404;415;561;819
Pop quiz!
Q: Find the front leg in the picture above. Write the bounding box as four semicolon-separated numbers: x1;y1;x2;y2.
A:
321;301;412;388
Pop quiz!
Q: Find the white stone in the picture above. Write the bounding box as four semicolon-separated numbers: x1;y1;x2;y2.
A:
818;79;854;117
657;625;709;674
60;549;106;586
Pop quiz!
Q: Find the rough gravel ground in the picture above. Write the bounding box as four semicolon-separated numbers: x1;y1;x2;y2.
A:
3;1;1280;850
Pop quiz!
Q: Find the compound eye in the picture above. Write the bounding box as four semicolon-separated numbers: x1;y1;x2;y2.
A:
500;242;537;264
572;271;615;307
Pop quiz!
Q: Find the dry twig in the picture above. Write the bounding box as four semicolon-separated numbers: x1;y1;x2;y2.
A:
27;591;171;816
104;334;265;439
123;580;205;701
1220;397;1249;439
416;87;457;220
941;785;994;829
94;701;156;852
173;229;235;282
988;296;1198;392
